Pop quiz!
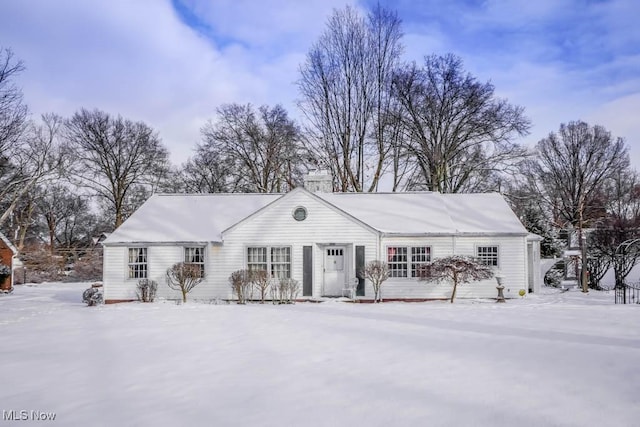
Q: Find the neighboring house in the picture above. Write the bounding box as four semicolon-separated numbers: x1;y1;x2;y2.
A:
102;172;541;303
0;231;18;292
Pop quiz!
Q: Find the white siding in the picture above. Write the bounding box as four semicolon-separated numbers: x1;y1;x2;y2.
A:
103;245;211;302
222;191;379;299
103;189;531;302
381;235;528;300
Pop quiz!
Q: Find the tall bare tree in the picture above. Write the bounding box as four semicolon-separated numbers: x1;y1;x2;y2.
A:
0;113;67;228
0;48;27;156
180;142;238;193
527;121;629;291
65;108;169;228
298;4;403;192
392;54;530;192
35;184;95;255
199;103;304;193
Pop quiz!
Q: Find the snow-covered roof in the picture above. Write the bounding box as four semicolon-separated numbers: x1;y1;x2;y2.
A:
318;192;527;235
103;193;280;244
0;231;17;255
104;189;527;245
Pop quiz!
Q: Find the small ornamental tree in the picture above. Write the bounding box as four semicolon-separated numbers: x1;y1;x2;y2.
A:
166;262;204;303
362;260;389;303
418;255;493;303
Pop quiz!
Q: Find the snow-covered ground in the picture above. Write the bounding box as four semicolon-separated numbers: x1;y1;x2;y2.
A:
1;283;639;427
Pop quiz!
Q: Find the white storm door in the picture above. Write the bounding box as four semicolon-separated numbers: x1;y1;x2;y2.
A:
324;247;345;296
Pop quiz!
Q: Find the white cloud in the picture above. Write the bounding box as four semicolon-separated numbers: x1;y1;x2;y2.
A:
1;0;638;168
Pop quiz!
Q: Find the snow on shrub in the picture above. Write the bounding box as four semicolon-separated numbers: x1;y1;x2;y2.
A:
82;286;103;306
0;263;10;278
418;255;493;303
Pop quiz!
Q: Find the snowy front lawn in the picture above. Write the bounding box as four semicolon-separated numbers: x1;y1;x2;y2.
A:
1;283;639;427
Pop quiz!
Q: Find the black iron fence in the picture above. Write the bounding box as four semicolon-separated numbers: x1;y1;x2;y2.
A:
615;283;640;304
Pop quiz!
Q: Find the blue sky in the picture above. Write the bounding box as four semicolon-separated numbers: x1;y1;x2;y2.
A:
1;0;638;167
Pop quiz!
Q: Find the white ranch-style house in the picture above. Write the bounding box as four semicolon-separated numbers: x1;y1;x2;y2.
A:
102;172;541;303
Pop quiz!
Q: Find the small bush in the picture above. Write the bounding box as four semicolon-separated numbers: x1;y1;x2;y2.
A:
229;269;251;304
271;278;300;304
136;279;158;302
82;286;103;306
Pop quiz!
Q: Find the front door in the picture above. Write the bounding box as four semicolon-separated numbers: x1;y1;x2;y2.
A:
324;247;345;296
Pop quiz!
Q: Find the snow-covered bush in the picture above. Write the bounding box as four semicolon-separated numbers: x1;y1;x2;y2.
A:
82;286;103;306
0;263;10;278
229;269;251;304
418;255;493;303
544;261;564;287
136;279;158;302
0;263;11;292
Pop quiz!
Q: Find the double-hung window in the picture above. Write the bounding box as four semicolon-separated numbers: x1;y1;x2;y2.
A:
387;246;432;278
128;248;147;279
184;247;205;278
247;247;268;272
247;246;291;279
411;247;431;277
387;247;408;277
477;246;499;267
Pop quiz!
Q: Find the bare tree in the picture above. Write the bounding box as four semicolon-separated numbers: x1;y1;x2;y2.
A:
418;255;493;303
298;4;403;192
392;54;530;192
65;108;170;228
586;170;640;289
362;260;389;302
0;113;67;228
166;262;204;303
527;121;629;291
200;103;305;193
180;145;235;193
0;48;28;155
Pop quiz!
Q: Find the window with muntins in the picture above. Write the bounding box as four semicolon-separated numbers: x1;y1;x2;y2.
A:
247;246;291;279
184;247;205;277
247;247;268;272
387;246;432;278
271;247;291;279
128;248;147;279
387;247;408;277
477;246;499;266
411;246;431;277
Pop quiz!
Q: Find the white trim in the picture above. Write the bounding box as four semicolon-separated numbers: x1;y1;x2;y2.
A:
244;244;293;279
475;244;500;268
223;187;379;237
0;232;17;255
385;245;433;279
